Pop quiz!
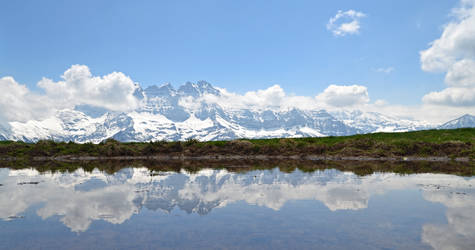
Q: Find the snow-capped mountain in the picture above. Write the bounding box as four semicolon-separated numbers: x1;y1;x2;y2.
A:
0;81;467;143
330;110;432;133
438;114;475;129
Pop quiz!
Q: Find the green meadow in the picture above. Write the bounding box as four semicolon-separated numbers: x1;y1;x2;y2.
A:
0;128;473;159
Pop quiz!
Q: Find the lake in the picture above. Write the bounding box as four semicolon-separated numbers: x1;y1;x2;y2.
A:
1;163;474;249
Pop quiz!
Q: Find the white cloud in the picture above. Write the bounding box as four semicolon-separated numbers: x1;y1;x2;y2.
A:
374;99;387;106
177;81;474;124
235;84;286;108
422;87;475;106
316;84;370;107
445;59;475;87
420;0;475;72
182;83;469;124
420;0;475;107
180;84;371;112
179;84;318;112
0;63;470;127
38;65;141;112
0;65;142;124
375;67;395;74
0;77;54;124
327;10;366;36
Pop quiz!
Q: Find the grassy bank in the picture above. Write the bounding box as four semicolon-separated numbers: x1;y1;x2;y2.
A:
0;128;473;160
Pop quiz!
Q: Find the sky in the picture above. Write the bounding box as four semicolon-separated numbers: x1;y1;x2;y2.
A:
0;0;474;124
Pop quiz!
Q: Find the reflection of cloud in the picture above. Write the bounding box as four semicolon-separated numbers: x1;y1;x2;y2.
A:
36;185;137;232
0;169;137;232
1;168;474;234
321;187;368;211
422;190;475;250
178;180;369;211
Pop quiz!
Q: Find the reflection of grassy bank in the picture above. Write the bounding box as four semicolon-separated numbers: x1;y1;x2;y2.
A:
2;159;474;176
0;128;473;160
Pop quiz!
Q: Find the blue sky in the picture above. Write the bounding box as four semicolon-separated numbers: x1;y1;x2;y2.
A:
0;0;455;102
0;0;474;123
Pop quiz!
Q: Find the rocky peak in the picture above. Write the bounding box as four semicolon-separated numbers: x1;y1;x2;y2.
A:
439;114;475;129
177;81;221;97
144;83;176;98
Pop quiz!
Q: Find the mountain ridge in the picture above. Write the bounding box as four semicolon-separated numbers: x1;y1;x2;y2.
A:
0;81;473;143
438;114;475;130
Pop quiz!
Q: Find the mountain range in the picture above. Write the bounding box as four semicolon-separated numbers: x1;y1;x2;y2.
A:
0;81;473;143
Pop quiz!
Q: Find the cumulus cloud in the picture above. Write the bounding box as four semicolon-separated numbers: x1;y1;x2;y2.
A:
180;83;471;124
420;0;475;107
179;84;371;112
420;0;475;72
179;83;469;124
422;87;475;106
179;84;316;112
0;66;378;124
327;10;366;36
445;59;475;87
0;65;142;124
38;65;141;112
0;62;470;126
316;84;370;107
0;77;54;123
225;84;287;109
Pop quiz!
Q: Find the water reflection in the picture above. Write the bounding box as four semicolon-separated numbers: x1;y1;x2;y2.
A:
421;184;475;249
1;167;474;249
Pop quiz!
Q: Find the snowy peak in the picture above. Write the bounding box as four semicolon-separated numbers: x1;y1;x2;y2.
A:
0;80;462;143
132;84;145;100
144;83;176;98
331;110;432;133
177;81;221;97
144;81;221;99
438;114;475;129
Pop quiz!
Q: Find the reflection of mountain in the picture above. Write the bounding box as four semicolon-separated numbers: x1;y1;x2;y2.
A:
1;168;474;235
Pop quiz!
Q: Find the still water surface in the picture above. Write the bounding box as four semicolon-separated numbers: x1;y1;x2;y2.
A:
0;166;474;249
